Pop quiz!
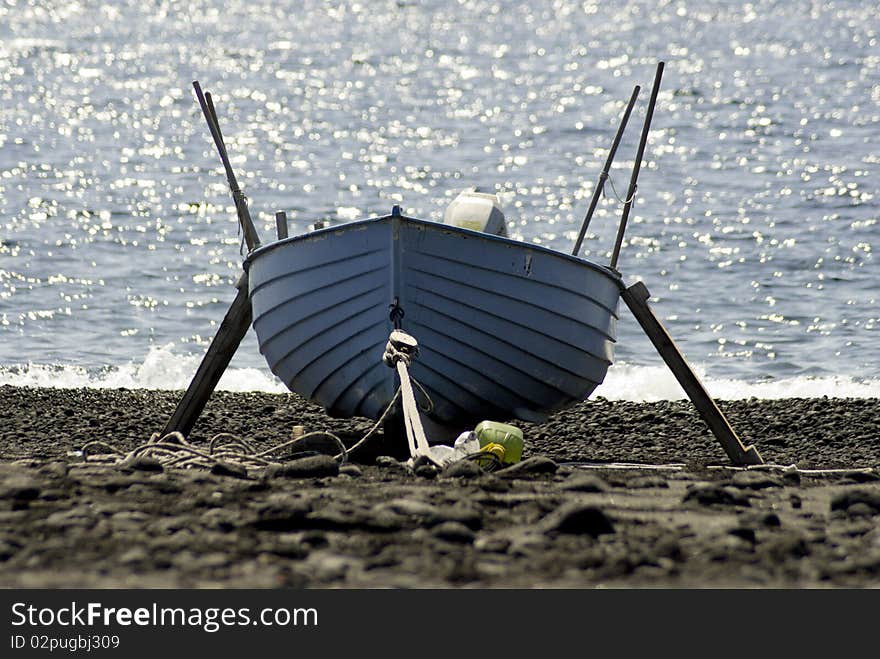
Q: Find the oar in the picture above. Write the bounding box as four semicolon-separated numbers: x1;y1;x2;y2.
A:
192;81;261;250
571;85;640;256
609;61;664;270
161;84;261;438
205;91;223;144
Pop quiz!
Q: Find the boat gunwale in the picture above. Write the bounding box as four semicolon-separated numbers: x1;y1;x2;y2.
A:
244;213;624;287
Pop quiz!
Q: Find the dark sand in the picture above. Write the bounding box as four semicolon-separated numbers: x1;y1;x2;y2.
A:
1;385;878;587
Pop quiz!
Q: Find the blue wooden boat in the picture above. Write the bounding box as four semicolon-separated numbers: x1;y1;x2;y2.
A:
174;68;764;468
244;207;621;427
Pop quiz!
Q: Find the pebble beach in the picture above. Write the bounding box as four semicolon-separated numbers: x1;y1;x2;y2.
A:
1;385;878;588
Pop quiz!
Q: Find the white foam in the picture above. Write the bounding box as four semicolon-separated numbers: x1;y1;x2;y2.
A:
1;347;878;400
0;344;287;393
600;363;880;401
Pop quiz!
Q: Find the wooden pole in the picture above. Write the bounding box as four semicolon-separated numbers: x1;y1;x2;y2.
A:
620;280;763;466
275;211;289;240
193;82;261;251
571;85;640;257
161;85;264;439
161;273;254;438
609;62;664;270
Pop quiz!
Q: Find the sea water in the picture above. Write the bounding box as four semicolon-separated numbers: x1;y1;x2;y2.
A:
1;0;878;401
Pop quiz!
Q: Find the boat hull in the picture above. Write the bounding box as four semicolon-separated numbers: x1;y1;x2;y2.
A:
245;215;621;426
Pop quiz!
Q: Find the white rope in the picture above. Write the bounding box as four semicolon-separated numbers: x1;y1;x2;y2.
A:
82;429;346;473
563;461;877;475
562;461;686;471
706;463;877;475
397;359;433;461
602;172;637;204
82;330;441;473
383;329;437;465
81;386;404;473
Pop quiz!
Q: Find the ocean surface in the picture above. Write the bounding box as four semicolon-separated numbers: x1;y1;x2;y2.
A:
1;0;878;400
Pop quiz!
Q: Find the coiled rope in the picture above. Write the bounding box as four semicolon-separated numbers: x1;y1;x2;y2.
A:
82;424;354;474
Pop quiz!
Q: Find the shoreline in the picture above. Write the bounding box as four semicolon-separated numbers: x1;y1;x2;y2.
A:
3;385;879;468
1;385;878;587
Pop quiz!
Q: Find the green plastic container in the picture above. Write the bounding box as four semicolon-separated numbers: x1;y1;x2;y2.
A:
475;420;523;464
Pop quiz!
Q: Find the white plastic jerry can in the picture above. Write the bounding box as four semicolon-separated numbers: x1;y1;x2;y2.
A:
443;190;507;236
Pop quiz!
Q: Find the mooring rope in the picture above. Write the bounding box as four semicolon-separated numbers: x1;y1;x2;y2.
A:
382;329;435;462
80;383;427;474
81;328;438;474
81;428;348;473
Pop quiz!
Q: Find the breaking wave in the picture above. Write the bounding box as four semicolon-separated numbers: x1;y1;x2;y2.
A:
1;345;879;401
599;364;880;401
0;345;286;393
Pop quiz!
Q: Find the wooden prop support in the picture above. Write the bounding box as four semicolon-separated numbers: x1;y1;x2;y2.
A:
161;84;261;437
160;273;253;438
571;85;640;257
620;280;763;466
